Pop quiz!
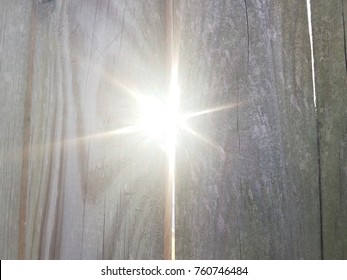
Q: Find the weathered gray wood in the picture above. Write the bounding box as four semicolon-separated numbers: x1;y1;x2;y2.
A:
0;0;35;260
3;0;346;261
1;0;166;259
312;0;347;259
175;0;321;259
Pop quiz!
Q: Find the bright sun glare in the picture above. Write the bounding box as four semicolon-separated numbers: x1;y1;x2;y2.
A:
105;78;238;261
136;94;182;151
85;0;241;260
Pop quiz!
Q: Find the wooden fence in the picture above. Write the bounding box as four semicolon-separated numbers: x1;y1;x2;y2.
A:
0;0;346;259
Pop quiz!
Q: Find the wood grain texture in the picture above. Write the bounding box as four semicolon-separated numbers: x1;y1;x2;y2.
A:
312;0;347;259
0;0;34;260
175;0;321;259
1;0;166;259
2;0;346;260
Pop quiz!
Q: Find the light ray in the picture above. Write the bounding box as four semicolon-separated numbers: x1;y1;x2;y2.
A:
76;125;145;143
107;125;145;136
183;102;241;120
70;44;149;105
181;123;223;151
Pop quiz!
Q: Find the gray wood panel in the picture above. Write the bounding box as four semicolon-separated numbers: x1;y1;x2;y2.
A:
0;0;34;260
3;0;346;260
1;0;166;259
312;0;347;259
175;0;321;259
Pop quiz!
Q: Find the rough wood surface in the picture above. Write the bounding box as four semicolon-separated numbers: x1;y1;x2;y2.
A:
1;0;166;259
0;0;34;260
312;0;347;259
1;0;346;260
175;0;321;259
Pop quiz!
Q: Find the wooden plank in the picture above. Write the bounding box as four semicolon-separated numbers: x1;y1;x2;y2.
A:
0;0;34;260
175;0;321;259
1;0;166;259
311;0;347;259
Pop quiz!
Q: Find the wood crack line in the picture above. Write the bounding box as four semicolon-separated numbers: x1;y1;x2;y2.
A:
342;0;347;74
244;0;250;67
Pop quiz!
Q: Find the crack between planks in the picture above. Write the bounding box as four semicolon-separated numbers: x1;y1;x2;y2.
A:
244;0;250;68
164;0;175;261
238;178;243;260
236;76;241;152
102;193;106;259
306;0;317;108
342;0;347;74
306;0;324;259
316;119;324;259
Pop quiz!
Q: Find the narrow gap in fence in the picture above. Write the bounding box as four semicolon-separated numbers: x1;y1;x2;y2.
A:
170;0;176;261
164;0;176;260
306;0;317;109
342;0;347;73
306;0;324;259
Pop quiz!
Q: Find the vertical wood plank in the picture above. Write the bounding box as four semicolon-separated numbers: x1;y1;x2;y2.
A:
0;0;34;260
1;0;166;259
175;0;321;259
312;0;347;259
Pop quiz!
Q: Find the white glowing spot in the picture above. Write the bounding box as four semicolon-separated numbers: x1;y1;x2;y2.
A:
135;93;183;152
137;97;169;138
